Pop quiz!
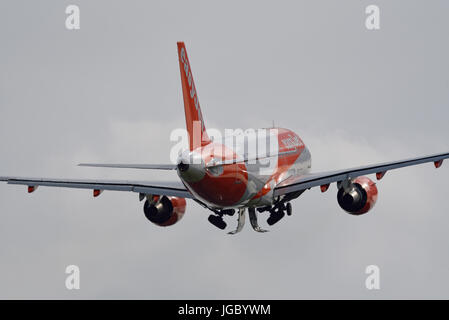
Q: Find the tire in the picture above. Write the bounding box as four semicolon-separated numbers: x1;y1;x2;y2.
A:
208;215;227;230
267;210;285;226
286;202;292;216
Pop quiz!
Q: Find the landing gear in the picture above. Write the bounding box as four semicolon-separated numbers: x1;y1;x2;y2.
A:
257;206;271;213
220;208;235;216
286;202;292;216
206;202;293;232
248;208;268;233
207;207;235;230
228;208;246;235
267;208;285;226
208;214;227;230
266;202;292;225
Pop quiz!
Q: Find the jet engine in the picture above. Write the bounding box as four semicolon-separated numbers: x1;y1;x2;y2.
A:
143;195;186;226
337;176;378;215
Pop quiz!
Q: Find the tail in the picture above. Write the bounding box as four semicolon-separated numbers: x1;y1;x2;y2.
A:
177;42;211;151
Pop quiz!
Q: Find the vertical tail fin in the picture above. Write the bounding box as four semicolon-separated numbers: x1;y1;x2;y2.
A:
177;42;211;151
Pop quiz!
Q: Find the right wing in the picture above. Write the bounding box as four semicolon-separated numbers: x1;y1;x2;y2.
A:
0;176;192;198
274;151;449;197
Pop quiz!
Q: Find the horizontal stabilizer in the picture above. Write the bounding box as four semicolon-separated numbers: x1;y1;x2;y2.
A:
78;163;177;170
205;154;277;168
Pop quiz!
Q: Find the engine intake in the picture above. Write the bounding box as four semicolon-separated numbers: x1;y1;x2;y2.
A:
337;176;378;215
143;195;186;226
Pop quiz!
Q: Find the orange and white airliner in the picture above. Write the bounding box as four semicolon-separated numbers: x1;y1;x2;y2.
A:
1;42;449;234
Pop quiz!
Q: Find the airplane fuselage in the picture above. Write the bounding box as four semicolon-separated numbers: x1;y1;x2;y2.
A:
177;128;312;209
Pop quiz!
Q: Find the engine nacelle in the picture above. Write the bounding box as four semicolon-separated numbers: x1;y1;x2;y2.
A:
337;176;378;215
143;195;186;226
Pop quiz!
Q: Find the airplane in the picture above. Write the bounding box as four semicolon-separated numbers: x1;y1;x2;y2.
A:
1;41;448;234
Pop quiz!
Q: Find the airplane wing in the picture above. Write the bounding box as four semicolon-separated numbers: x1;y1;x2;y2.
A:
274;151;449;197
0;176;192;198
78;163;177;170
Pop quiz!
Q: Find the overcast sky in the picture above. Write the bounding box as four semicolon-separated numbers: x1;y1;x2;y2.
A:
0;0;449;299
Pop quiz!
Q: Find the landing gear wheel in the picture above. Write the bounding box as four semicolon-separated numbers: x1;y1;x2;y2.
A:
286;202;292;216
208;214;227;230
267;209;285;226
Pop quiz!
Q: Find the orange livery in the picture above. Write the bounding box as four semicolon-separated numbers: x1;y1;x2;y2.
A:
1;42;449;234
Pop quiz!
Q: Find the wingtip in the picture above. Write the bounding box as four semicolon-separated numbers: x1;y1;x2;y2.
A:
78;163;92;167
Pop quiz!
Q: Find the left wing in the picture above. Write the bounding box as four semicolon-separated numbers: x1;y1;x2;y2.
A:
78;163;176;170
0;176;192;198
274;151;449;197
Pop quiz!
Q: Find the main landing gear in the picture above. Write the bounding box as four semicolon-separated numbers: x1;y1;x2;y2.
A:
207;202;293;234
208;214;227;230
207;208;235;230
266;202;292;226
